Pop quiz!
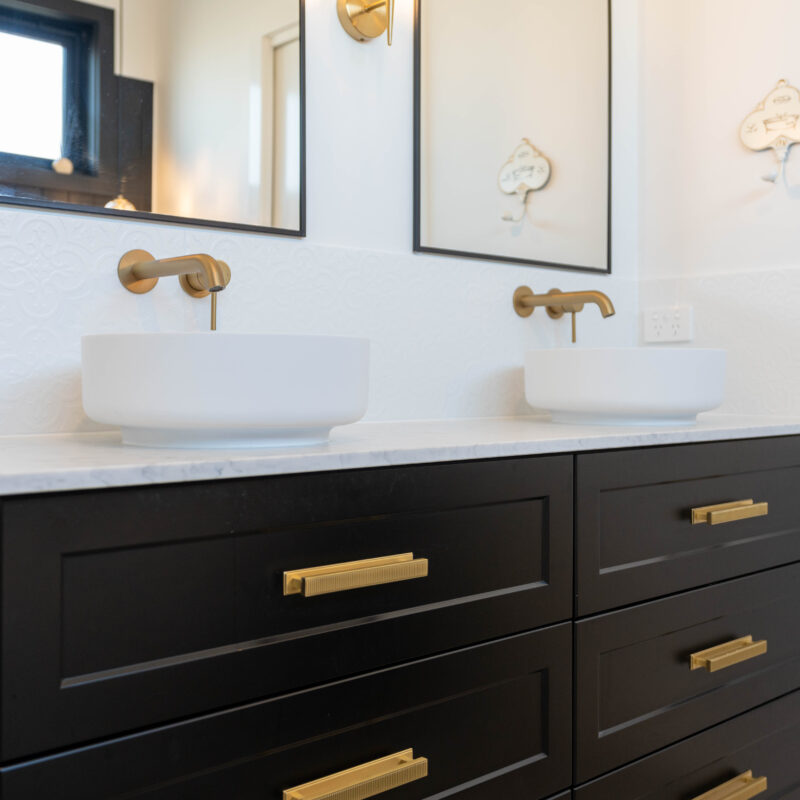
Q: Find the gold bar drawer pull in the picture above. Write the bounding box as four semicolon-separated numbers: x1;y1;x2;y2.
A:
690;635;767;673
283;748;428;800
283;553;428;597
691;770;767;800
691;499;769;526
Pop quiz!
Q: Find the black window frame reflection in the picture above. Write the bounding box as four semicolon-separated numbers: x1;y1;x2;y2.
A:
0;2;97;173
0;0;306;237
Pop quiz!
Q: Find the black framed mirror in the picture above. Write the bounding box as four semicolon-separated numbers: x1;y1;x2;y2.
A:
0;0;305;236
414;0;611;273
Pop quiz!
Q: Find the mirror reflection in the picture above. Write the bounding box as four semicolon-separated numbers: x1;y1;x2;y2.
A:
0;0;304;233
415;0;610;272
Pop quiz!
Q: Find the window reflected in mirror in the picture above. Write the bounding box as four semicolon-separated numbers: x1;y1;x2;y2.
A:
0;31;65;160
0;0;305;235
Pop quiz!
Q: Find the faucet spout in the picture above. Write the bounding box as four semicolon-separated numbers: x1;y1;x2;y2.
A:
552;290;615;318
152;254;231;292
118;250;232;296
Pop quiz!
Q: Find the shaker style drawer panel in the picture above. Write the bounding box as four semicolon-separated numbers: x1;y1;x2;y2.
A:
0;455;572;760
0;627;573;800
575;690;800;800
575;563;800;782
576;436;800;615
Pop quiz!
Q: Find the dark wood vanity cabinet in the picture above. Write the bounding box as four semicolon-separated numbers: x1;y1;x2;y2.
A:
575;563;800;781
0;456;572;759
0;435;798;799
0;627;573;799
575;436;800;615
575;691;800;800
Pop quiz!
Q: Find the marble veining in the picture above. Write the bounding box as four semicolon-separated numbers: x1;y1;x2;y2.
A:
1;414;799;497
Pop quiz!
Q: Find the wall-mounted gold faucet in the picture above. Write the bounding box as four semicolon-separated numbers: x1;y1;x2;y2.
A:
513;286;615;343
118;250;231;331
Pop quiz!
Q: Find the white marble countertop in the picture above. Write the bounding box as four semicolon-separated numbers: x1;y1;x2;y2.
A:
1;414;800;496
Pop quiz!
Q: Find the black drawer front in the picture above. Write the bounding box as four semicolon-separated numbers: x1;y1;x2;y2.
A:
576;690;800;800
576;436;800;615
575;563;800;782
0;456;572;760
0;626;573;800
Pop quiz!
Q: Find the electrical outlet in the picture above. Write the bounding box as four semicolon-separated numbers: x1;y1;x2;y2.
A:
643;306;694;343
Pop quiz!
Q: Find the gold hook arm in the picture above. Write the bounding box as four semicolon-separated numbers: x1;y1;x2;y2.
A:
386;0;394;45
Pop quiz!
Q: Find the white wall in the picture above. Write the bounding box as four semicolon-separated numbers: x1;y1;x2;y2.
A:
305;0;639;269
638;0;800;415
0;0;639;436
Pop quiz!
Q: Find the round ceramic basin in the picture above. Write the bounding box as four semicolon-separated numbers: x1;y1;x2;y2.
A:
524;347;726;425
82;333;370;448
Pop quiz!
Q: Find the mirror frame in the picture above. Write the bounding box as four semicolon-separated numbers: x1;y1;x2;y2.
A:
413;0;612;274
0;0;306;238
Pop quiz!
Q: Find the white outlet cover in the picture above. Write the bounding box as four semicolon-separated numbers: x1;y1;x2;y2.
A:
644;306;694;343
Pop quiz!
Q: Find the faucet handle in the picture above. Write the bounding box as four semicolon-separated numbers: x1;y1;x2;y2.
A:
180;260;231;297
543;289;572;319
513;286;578;319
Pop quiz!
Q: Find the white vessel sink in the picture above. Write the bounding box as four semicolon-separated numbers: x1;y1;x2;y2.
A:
82;333;370;448
524;348;726;425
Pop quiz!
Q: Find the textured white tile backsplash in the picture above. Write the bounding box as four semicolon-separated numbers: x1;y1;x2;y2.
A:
0;206;637;434
640;268;800;417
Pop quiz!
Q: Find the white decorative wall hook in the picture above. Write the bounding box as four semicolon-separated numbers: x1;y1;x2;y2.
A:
740;79;800;183
498;139;551;223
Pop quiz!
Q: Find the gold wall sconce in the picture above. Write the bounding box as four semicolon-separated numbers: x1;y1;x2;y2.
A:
337;0;395;45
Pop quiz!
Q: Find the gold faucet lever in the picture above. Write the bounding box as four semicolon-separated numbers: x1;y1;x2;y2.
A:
118;249;231;300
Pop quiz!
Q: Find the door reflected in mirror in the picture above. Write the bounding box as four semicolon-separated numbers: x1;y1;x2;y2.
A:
0;0;305;235
414;0;610;272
